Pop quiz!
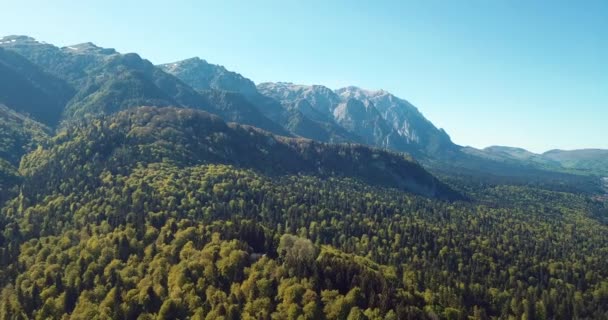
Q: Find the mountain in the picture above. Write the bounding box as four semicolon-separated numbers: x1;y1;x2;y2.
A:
464;146;559;167
258;82;457;156
543;149;608;175
196;90;290;135
254;82;608;186
332;98;405;150
336;86;455;155
68;53;289;135
258;82;341;116
158;58;289;135
0;47;74;125
466;145;608;176
161;60;366;144
0;36;288;135
21;106;460;201
257;82;408;151
0;35;116;88
3;35;604;190
159;57;258;96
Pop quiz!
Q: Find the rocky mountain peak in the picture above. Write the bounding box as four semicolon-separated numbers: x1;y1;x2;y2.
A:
159;57;257;96
258;82;341;115
62;42;117;55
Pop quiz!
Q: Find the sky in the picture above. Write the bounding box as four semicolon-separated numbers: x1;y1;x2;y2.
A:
1;0;607;153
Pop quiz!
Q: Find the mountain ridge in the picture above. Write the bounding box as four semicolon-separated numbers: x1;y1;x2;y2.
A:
20;106;462;201
2;34;607;180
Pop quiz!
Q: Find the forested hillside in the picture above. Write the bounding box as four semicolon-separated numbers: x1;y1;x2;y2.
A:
18;107;458;201
0;105;49;205
0;35;607;320
0;106;606;319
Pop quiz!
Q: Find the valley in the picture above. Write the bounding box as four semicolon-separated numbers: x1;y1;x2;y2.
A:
0;35;606;319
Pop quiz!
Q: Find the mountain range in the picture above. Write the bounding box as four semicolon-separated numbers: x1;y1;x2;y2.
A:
1;35;606;191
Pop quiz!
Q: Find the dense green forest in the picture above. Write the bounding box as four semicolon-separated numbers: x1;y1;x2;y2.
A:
0;107;606;319
1;36;607;319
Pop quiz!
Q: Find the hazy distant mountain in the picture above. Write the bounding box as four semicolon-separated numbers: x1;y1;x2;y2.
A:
543;149;608;175
467;146;558;166
196;89;290;136
466;145;608;176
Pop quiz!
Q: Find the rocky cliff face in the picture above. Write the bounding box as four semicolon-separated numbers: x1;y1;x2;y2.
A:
258;82;340;116
259;82;455;155
336;86;454;154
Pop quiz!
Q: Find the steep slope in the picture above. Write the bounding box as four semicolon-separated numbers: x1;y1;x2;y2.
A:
337;86;455;155
1;36;288;134
333;98;405;150
248;94;359;143
0;47;74;125
0;105;50;204
0;36;116;89
157;58;289;135
2;35;602;188
465;146;560;168
279;103;364;143
196;90;290;136
21;107;460;201
159;57;258;96
258;82;340;116
161;59;363;143
286;99;336;123
0;105;50;165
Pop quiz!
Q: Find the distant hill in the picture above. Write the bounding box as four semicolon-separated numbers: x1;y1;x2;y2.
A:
543;149;608;175
465;145;608;176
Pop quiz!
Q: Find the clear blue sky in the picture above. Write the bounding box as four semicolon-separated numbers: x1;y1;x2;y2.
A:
1;0;607;153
